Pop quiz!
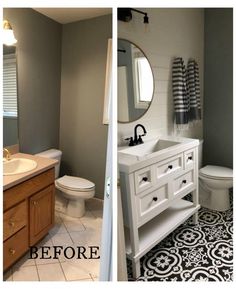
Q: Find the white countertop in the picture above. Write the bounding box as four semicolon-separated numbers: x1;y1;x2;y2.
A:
118;136;199;173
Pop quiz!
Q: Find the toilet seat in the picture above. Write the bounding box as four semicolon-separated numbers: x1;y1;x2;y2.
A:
55;175;95;201
199;165;233;181
55;184;95;200
55;175;95;192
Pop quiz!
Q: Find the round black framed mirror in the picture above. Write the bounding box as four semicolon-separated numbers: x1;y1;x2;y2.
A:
118;39;154;123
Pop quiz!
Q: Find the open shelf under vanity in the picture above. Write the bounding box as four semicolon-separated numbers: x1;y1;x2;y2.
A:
125;199;200;261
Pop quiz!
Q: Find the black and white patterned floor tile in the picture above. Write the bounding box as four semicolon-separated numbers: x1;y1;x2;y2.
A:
127;195;233;281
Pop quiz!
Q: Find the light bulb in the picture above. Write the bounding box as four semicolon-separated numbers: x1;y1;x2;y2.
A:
3;20;17;46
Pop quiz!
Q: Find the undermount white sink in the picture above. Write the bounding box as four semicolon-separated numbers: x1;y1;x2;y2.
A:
119;139;180;160
3;158;37;176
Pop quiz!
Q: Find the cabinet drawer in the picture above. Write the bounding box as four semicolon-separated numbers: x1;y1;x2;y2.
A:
4;226;28;270
154;154;183;181
4;200;27;241
184;149;195;169
134;166;153;194
173;170;194;197
4;168;54;211
136;184;169;224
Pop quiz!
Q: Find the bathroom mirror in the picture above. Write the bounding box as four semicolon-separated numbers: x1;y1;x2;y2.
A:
3;45;19;147
118;39;154;123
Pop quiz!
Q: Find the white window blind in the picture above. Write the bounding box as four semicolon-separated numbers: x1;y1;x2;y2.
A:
3;54;18;117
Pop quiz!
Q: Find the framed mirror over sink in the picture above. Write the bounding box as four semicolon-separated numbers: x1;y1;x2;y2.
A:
118;39;154;123
3;44;19;147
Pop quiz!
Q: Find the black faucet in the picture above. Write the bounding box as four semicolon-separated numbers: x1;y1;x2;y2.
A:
125;124;147;146
134;124;147;145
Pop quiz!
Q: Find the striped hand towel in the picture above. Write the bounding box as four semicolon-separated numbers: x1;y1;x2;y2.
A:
172;57;189;127
186;59;201;121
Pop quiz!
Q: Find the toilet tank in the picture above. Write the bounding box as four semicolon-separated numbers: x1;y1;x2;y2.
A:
35;149;62;179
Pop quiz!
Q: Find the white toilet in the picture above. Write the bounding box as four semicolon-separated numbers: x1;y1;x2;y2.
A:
36;149;95;218
198;141;233;211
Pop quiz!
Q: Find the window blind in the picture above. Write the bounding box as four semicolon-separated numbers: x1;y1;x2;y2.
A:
3;54;18;116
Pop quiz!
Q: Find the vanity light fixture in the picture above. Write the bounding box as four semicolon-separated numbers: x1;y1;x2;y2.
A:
3;20;17;46
118;49;126;53
118;8;149;24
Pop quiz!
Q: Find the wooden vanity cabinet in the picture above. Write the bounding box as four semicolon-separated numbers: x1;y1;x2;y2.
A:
3;168;55;271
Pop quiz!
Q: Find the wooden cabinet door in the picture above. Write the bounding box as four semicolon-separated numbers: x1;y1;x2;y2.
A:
29;185;55;245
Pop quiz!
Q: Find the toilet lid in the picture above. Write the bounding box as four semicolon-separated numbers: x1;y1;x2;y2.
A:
199;165;233;180
56;175;95;191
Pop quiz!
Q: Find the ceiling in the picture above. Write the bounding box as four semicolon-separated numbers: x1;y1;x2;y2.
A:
33;8;112;24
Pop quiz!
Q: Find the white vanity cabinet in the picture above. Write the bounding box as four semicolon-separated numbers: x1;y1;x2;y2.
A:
119;138;200;278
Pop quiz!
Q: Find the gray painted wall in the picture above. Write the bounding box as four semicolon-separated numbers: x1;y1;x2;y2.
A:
60;14;112;199
3;118;18;146
203;8;233;168
3;8;62;154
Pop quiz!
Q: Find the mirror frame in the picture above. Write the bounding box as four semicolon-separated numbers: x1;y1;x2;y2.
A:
118;38;155;124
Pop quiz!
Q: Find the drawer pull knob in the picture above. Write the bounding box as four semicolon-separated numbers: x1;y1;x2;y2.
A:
188;156;192;161
153;197;158;202
182;180;187;184
9;248;16;255
9;221;15;227
33;201;38;206
142;177;148;182
168;165;173;170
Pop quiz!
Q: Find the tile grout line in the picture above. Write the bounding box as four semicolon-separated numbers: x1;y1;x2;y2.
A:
58;260;67;281
62;218;77;245
60;210;87;235
35;263;41;281
90;273;96;281
35;235;63;266
54;212;89;263
61;209;102;245
67;216;87;233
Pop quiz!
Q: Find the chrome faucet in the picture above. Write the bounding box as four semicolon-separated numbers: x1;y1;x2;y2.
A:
125;124;147;146
3;148;11;161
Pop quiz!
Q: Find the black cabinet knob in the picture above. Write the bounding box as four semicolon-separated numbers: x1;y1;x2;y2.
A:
182;180;187;184
142;177;148;182
168;165;173;170
188;156;192;160
153;197;158;202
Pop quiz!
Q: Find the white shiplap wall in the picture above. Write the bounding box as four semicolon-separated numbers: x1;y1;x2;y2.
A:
118;8;204;146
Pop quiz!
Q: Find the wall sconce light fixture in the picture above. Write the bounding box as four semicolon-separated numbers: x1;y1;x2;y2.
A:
3;20;17;46
118;8;149;24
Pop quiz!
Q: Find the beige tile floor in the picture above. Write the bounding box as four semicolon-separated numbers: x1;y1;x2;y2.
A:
4;198;103;282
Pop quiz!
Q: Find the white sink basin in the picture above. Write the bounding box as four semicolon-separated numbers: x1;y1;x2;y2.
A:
3;158;37;176
118;136;199;173
119;139;180;160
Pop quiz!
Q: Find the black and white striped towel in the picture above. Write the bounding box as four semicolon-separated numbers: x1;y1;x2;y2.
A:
172;57;189;126
186;59;201;121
